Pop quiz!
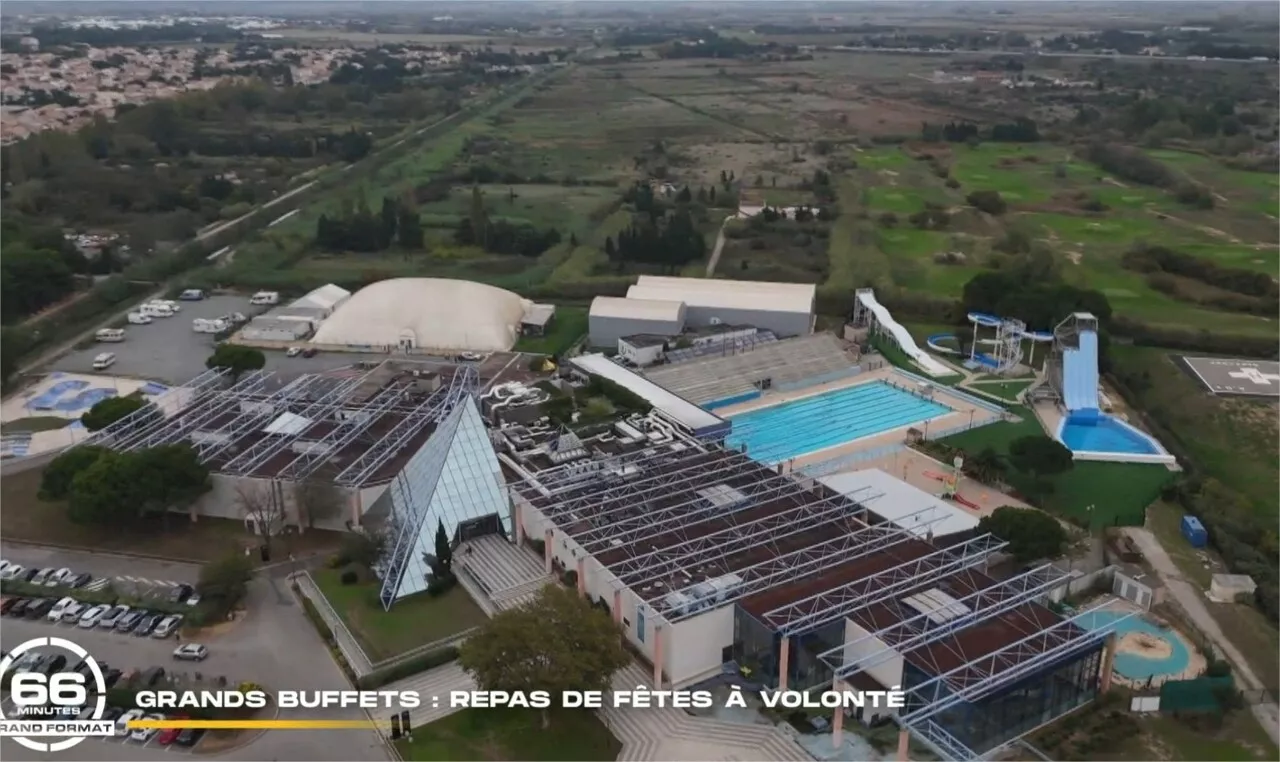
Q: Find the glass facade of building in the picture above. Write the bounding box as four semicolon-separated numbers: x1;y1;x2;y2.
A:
902;642;1103;754
374;397;509;608
732;606;845;690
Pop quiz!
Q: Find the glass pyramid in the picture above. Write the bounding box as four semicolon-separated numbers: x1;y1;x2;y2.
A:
373;395;509;609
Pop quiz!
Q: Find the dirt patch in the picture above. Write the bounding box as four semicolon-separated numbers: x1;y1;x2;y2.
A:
1103;177;1130;188
1146;209;1242;243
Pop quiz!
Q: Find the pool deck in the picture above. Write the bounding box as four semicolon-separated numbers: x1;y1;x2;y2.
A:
2;372;150;424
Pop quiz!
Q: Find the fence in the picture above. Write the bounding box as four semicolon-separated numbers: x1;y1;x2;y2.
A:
1044;565;1117;604
799;443;906;477
889;368;1012;418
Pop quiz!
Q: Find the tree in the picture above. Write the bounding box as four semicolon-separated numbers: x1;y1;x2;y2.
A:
40;445;108;500
234;482;283;554
80;396;147;432
432;519;453;578
205;344;266;379
65;444;211;526
340;531;383;571
294;476;345;529
966;190;1007;215
978;506;1068;562
469;185;489;249
1008;436;1074;479
197;552;254;620
458;585;629;728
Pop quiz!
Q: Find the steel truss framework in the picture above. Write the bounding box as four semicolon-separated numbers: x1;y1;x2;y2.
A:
896;603;1134;729
762;534;1008;636
814;564;1070;683
335;366;477;486
275;383;411;481
100;370;242;452
189;373;332;458
658;516;943;623
116;371;274;452
610;487;876;586
86;368;228;446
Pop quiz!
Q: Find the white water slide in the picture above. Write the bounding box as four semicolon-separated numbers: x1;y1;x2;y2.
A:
857;290;954;377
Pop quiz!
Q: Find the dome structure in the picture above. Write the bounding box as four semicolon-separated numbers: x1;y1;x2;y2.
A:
310;278;531;352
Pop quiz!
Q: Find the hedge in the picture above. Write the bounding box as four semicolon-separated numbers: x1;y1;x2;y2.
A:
357;646;460;690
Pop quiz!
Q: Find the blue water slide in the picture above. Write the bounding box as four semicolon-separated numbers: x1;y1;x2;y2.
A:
1063;329;1100;421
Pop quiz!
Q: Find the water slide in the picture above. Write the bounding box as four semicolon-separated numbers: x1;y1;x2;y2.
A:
1062;328;1101;422
857;291;954;377
926;335;962;355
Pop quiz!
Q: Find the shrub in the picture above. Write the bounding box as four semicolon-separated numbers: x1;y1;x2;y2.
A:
426;572;457;597
561;569;579;588
966;190;1007;215
877;212;898;228
944;177;961;189
339;569;358;586
357;646;460;689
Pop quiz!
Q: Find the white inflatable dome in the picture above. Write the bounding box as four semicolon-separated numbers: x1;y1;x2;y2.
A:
310;278;531;352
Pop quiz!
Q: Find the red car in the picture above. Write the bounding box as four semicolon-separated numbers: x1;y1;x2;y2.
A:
157;716;187;745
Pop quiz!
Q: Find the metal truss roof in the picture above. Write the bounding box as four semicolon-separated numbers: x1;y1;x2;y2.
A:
657;516;941;623
275;383;413;481
814;564;1070;684
116;370;274;452
762;534;1007;636
335;365;477;487
85;368;228;446
192;374;331;460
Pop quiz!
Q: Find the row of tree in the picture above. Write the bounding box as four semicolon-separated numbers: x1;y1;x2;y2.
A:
920;117;1040;144
40;444;211;526
315;196;425;253
1081;143;1214;208
452;186;561;258
605;208;706;273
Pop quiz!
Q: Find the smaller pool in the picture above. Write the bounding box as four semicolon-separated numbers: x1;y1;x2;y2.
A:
1077;610;1191;681
1058;414;1161;455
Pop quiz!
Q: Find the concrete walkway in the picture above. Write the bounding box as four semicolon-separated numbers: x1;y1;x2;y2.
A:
605;664;812;761
1123;527;1280;745
386;661;477;729
294;571;374;675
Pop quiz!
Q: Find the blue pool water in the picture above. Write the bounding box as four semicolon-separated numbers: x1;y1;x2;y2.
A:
1059;414;1161;455
725;381;950;462
1077;611;1191;681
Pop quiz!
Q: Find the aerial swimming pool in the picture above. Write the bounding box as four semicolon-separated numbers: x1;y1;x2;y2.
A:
724;381;950;463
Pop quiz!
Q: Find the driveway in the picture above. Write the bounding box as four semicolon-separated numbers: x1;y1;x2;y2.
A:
1123;527;1280;745
0;547;388;762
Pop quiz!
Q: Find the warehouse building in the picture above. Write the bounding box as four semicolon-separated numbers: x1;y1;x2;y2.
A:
239;283;351;342
589;296;686;349
502;421;1126;761
627;276;816;338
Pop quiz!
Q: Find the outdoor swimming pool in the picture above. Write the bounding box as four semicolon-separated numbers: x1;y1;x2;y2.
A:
725;381;950;463
1077;610;1191;681
1058;414;1162;456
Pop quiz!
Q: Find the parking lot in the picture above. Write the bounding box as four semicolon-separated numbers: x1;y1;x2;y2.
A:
0;545;389;762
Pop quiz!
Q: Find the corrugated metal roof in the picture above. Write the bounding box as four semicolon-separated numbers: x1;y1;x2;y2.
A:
590;296;685;322
818;468;979;538
629;276;815;315
569;353;724;434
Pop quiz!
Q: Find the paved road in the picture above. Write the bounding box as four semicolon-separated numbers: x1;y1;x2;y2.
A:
1123;527;1280;746
1;547;388;762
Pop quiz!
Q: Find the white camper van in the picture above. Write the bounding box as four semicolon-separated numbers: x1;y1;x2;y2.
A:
127;312;152;325
249;291;279;306
91;353;117;371
192;318;228;334
94;328;126;343
141;303;174;318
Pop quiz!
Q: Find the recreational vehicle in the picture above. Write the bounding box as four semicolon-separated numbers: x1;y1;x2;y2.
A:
91;353;117;371
179;289;205;301
141;303;174;318
127;312;152;325
94;328;125;343
192;318;228;334
249;291;280;306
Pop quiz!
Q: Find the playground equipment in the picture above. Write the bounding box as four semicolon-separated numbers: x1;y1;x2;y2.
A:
925;456;984;510
851;289;954;378
966;312;1053;376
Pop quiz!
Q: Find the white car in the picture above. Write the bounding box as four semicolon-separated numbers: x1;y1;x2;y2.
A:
97;604;129;629
61;602;87;624
47;597;78;622
116;708;145;735
29;568;54;585
78;604;109;628
152;614;184;638
286;346;302;357
0;560;10;576
0;564;21;580
172;644;208;662
44;568;74;587
129;714;165;742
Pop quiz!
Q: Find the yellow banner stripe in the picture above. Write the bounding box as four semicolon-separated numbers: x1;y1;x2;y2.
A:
127;720;383;730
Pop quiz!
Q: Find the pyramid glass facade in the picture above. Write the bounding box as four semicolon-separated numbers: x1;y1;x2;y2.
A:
373;396;509;608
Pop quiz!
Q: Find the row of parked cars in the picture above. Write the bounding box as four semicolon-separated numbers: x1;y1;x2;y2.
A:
1;595;185;639
0;562;95;589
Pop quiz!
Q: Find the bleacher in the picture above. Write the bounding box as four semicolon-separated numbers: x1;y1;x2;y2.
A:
643;333;858;407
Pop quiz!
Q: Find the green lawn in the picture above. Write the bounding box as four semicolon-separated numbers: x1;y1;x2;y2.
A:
395;709;621;761
967;379;1032;402
313;569;488;662
1139;712;1279;762
417;185;618;236
514;305;588;356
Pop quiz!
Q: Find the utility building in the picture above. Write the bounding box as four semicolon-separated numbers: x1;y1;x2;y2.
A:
626;276;816;338
588;296;687;349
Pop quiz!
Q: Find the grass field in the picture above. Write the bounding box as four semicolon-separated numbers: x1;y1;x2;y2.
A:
395;709;620;761
3;416;71;432
313;569;488;662
513;306;588;355
967;379;1032;402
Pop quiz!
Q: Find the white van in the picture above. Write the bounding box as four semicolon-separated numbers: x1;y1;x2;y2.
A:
154;300;181;313
141;303;174;318
92;353;116;371
179;289;205;301
249;291;279;306
192;318;228;334
127;312;152;325
94;328;125;343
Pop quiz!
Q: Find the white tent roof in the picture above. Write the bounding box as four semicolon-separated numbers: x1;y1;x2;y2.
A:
590;296;685;322
291;283;351;311
818;468;980;538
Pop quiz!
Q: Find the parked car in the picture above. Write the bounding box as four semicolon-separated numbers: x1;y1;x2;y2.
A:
137;666;166;687
7;598;34;617
133;614;162;637
157;716;188;745
174;728;205;748
25;599;55;619
70;658;97;678
0;598;20;615
17;567;39;582
286;346;302;357
152;615;183;638
0;563;21;580
48;597;78;622
61;602;87;623
115;708;145;735
169;584;194;605
29;568;54;585
37;654;67;676
172;644;208;662
11;651;44;673
0;560;10;576
98;605;129;629
301;347;318;358
78;604;110;628
115;610;145;633
130;714;165;743
43;568;74;587
103;668;123;689
67;573;93;589
101;707;124;723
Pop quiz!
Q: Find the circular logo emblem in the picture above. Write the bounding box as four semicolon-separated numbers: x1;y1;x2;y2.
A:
0;637;107;752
